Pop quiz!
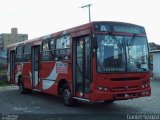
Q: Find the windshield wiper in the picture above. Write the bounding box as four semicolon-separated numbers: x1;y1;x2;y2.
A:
128;34;137;46
126;34;139;71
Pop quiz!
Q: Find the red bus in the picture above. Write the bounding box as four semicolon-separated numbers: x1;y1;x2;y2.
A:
7;21;151;106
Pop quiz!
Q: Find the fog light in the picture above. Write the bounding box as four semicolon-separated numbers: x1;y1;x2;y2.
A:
125;94;129;97
142;92;145;95
145;91;149;95
142;91;149;95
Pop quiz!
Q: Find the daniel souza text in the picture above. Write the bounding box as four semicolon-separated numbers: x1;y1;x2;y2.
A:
127;114;160;120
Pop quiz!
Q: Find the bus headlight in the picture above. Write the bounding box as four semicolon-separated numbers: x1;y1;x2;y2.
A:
104;87;108;91
97;86;108;91
142;85;145;88
98;86;102;91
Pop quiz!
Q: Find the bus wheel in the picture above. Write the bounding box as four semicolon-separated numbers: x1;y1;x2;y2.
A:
19;77;27;94
62;84;77;106
104;100;114;103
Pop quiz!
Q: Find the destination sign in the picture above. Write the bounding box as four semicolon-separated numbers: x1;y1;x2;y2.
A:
113;26;142;34
94;22;146;34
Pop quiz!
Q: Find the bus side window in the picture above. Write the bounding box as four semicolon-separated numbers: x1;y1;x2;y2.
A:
55;36;71;61
41;40;52;61
16;46;23;62
50;39;56;60
23;44;31;62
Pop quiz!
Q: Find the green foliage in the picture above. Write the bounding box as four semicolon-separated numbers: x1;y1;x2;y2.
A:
0;63;5;70
0;82;10;87
0;70;6;76
0;63;6;76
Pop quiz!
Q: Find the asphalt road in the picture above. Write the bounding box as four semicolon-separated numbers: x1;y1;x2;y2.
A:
0;79;160;120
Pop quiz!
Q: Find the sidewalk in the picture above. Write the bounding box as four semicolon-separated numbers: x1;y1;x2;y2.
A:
151;77;160;82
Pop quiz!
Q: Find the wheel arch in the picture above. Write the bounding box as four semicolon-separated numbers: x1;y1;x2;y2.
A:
58;79;70;95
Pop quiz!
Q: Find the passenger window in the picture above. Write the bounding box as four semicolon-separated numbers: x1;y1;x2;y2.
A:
54;36;71;61
56;36;70;49
50;39;55;50
43;41;49;51
41;40;52;61
16;46;23;62
23;44;31;62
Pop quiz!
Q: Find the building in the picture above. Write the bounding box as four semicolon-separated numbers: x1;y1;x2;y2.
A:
149;42;160;52
150;50;160;79
0;28;28;49
0;28;28;64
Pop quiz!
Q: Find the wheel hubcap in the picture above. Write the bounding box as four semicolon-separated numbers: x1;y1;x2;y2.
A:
63;89;70;103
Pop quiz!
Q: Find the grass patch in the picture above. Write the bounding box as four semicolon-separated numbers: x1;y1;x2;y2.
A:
0;70;7;76
0;82;10;87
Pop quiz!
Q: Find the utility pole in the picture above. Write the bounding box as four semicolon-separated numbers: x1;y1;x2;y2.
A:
80;4;92;22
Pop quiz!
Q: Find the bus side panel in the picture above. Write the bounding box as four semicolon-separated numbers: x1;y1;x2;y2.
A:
14;62;21;84
55;61;73;83
22;62;32;89
7;63;12;83
40;61;72;95
42;83;58;95
39;61;55;91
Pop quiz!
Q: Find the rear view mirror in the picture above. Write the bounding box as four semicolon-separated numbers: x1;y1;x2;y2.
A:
92;34;98;49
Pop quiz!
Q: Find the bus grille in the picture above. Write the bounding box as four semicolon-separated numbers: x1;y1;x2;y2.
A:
110;77;141;81
111;86;139;92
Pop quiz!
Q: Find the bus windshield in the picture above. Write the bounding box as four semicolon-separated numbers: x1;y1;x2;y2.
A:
96;34;149;72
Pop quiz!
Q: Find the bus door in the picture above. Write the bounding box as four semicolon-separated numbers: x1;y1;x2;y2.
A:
9;50;16;84
73;36;91;98
32;45;40;89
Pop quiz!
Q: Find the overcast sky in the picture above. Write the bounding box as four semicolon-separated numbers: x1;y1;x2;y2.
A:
0;0;160;44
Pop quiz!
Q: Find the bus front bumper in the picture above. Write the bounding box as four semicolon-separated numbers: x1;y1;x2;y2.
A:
91;87;151;102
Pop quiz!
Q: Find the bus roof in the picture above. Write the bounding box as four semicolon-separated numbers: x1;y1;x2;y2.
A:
7;21;145;49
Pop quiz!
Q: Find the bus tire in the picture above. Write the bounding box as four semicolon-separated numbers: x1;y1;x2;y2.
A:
62;84;77;106
19;77;28;94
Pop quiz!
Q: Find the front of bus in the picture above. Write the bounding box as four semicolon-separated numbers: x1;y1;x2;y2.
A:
91;22;151;102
